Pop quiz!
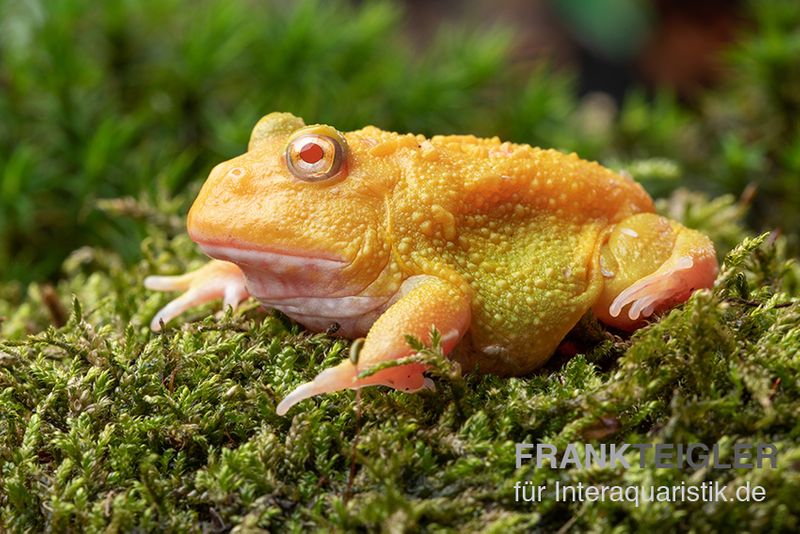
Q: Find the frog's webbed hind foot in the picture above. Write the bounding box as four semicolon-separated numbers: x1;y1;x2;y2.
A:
145;259;249;331
609;255;698;320
594;213;717;330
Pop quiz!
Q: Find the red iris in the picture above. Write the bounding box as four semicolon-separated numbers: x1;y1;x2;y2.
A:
299;142;324;164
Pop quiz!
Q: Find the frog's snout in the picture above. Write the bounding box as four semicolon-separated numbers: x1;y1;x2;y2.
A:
187;161;254;245
592;213;718;331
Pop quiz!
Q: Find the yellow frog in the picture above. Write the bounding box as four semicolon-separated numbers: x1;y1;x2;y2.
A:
145;112;717;415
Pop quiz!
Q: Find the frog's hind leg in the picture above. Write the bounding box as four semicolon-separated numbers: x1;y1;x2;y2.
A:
276;276;471;416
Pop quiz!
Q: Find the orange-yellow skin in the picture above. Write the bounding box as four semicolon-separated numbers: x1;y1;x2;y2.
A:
145;112;718;415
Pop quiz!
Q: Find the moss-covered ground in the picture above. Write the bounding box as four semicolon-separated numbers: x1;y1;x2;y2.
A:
3;0;800;531
2;197;799;532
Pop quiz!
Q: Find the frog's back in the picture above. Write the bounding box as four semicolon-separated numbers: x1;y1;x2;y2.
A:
389;133;654;374
427;134;653;221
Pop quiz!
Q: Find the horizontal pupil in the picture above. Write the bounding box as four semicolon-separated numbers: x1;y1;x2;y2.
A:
299;142;325;164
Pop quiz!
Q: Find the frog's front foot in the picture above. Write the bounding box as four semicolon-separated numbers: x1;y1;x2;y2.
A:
145;260;249;331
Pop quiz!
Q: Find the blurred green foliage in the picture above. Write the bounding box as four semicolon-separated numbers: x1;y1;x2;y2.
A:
1;0;799;282
0;0;519;282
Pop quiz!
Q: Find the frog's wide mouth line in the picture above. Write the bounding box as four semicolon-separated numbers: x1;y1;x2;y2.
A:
196;241;348;271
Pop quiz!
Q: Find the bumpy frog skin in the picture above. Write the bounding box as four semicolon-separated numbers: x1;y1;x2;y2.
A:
145;112;718;416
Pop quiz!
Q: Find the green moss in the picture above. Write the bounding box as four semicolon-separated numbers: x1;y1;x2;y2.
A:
1;203;799;531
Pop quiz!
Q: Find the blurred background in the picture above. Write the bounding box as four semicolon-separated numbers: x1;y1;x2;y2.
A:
1;0;798;283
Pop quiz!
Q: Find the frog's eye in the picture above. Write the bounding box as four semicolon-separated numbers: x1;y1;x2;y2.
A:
285;127;347;182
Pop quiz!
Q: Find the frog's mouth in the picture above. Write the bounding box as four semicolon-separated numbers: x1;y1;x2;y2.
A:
198;241;382;302
196;241;350;299
197;240;393;337
197;241;347;273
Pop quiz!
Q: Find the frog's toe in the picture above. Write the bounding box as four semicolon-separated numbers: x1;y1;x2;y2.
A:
276;362;360;416
150;287;217;331
144;273;193;292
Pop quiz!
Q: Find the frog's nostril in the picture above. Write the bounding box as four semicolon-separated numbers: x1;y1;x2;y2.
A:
227;167;246;179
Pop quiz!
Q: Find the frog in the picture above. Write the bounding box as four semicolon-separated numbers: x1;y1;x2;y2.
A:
145;112;718;416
